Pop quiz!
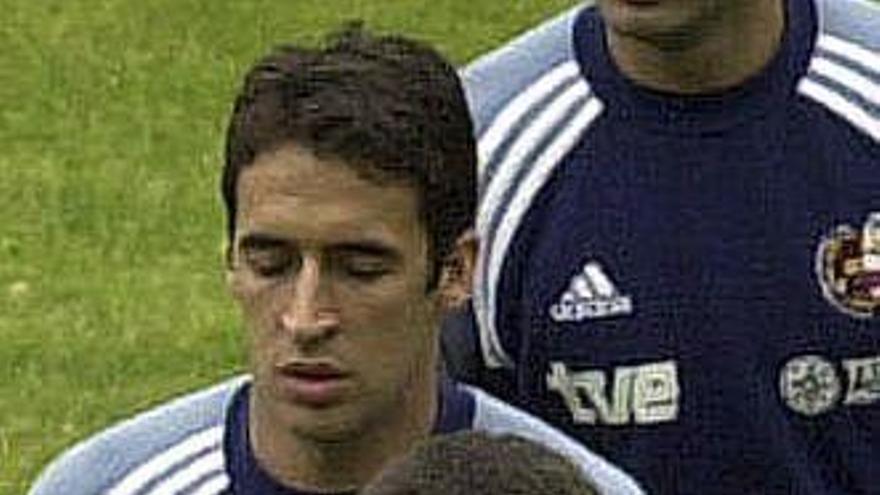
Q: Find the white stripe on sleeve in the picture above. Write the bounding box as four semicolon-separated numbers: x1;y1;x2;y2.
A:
189;473;231;495
809;57;880;107
107;426;223;495
477;62;581;181
817;34;880;75
146;448;225;495
798;78;880;141
478;93;603;368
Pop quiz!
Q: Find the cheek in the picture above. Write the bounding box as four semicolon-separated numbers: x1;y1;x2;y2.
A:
346;283;434;330
338;276;418;312
343;297;436;362
232;277;283;338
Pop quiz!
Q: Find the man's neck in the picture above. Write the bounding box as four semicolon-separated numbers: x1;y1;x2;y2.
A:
605;1;787;95
250;371;438;492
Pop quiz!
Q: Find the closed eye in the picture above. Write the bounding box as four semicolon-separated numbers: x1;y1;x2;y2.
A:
238;235;298;277
332;243;399;281
340;255;391;279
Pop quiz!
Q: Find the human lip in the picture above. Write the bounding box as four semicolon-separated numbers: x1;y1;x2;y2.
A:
274;360;353;406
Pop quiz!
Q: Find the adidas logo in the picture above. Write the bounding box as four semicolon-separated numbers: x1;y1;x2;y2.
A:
549;261;633;322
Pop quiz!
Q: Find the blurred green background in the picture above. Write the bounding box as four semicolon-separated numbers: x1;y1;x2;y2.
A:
0;0;579;492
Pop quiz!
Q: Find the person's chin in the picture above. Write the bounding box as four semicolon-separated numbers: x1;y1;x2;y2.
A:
266;374;364;436
601;0;665;20
286;402;367;442
602;0;687;36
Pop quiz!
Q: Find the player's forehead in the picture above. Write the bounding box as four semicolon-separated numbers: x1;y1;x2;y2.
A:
235;144;425;249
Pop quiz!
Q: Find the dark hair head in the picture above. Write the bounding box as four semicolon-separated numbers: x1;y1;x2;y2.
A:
222;24;476;288
360;432;598;495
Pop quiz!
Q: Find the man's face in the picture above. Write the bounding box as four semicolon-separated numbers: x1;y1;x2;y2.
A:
229;143;439;442
598;0;730;47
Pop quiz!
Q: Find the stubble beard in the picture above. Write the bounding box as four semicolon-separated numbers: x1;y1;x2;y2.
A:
600;0;728;52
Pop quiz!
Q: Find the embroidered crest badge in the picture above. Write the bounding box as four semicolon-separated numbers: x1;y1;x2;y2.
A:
815;212;880;318
779;354;841;416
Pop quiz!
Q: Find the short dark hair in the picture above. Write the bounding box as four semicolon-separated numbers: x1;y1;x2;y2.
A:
222;24;476;287
360;432;598;495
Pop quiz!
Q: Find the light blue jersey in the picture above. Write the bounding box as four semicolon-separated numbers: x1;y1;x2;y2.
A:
29;377;644;494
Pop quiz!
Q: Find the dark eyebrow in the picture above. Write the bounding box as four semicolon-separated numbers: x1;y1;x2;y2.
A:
238;233;293;250
238;235;399;260
331;241;401;261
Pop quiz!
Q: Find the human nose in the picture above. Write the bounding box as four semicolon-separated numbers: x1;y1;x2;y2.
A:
280;256;340;344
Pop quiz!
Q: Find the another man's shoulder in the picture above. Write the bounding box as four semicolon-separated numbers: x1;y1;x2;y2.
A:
461;3;590;136
28;376;247;495
464;384;646;495
819;0;880;48
808;0;880;143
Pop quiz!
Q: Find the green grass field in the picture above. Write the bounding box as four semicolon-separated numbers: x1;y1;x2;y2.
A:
0;0;578;492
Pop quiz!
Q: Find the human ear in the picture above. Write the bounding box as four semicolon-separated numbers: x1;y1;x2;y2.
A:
436;229;478;312
224;242;243;298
